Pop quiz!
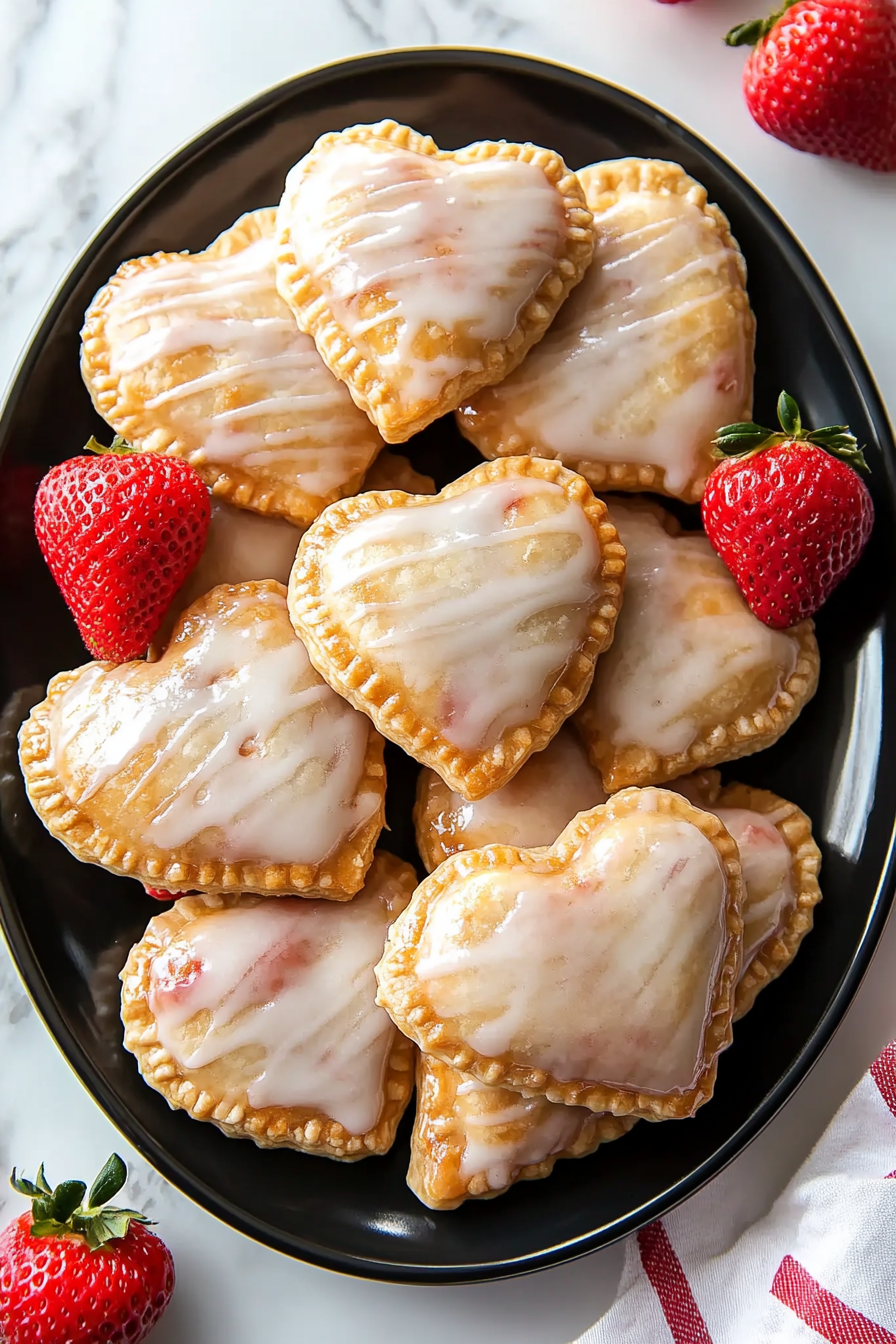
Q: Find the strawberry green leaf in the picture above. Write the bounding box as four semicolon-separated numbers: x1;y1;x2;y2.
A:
35;1163;52;1196
711;422;779;457
10;1172;42;1198
87;1153;127;1208
29;1219;68;1239
777;391;801;437
724;19;765;46
51;1180;87;1223
724;0;800;47
83;434;135;456
31;1196;55;1222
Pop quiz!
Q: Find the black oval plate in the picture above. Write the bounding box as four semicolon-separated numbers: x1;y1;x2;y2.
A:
1;49;895;1284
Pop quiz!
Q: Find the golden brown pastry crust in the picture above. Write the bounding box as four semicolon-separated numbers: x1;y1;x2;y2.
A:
722;783;822;1020
407;1054;637;1210
275;120;595;442
81;209;383;526
120;855;417;1158
412;727;605;873
456;159;755;503
288;456;626;802
574;499;820;791
671;772;821;1018
19;581;386;898
362;449;435;495
376;787;744;1121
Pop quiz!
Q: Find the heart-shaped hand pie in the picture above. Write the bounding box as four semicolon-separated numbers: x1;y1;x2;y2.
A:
19;581;385;897
672;772;821;1020
408;1053;635;1210
414;726;606;873
81;209;383;526
121;851;417;1158
275;120;595;442
155;496;304;649
457;159;755;503
289;457;625;801
575;499;819;791
376;788;744;1120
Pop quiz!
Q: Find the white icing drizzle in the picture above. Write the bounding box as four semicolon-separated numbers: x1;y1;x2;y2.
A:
467;187;749;495
103;231;378;495
587;503;799;755
149;881;401;1132
323;478;602;749
454;1075;589;1187
427;728;606;860
714;807;795;966
50;589;378;864
281;139;566;408
415;810;729;1094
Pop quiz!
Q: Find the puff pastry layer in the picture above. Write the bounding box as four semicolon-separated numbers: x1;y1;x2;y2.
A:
674;772;822;1020
575;498;819;790
458;158;755;502
276;120;594;441
289;457;625;801
376;787;744;1120
81;208;383;526
408;1054;635;1210
413;726;606;872
19;581;385;897
121;852;417;1158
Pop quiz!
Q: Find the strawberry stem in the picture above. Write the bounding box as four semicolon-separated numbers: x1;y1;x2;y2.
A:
725;0;800;47
83;434;135;456
712;391;869;471
11;1154;154;1250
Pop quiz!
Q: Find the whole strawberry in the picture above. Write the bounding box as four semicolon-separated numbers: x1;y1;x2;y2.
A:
726;1;896;171
702;391;874;628
0;1154;174;1344
34;439;210;663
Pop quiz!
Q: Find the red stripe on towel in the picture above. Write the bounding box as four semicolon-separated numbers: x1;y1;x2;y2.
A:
637;1220;714;1344
771;1254;896;1342
871;1042;896;1120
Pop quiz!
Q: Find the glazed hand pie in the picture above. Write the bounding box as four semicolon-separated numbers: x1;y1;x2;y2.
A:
81;208;383;526
575;499;819;791
121;851;417;1158
457;158;755;503
376;787;744;1120
362;449;435;495
289;457;625;801
154;496;304;648
672;772;821;1020
414;726;606;872
19;581;385;897
408;1054;635;1210
275;120;595;442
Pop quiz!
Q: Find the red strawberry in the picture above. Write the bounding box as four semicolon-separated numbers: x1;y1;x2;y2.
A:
725;0;896;171
702;391;874;628
34;438;210;663
0;1154;174;1344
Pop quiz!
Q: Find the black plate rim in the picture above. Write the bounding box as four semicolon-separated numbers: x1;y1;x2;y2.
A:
2;46;895;1284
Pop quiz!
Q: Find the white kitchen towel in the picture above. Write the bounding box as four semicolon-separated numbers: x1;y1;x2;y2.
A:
576;1042;896;1343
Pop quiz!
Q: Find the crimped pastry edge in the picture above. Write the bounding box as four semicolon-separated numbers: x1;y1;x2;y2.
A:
375;787;745;1121
719;782;822;1020
407;1053;637;1210
574;497;820;791
288;456;626;802
18;580;386;898
80;208;383;527
120;857;417;1159
275;119;595;443
456;157;756;504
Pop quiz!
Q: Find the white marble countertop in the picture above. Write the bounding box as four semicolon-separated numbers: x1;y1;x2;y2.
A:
2;1;895;1341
